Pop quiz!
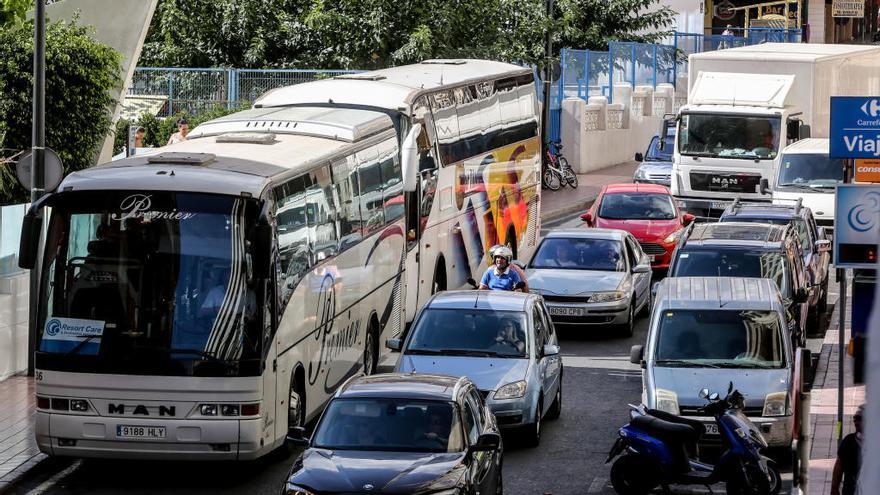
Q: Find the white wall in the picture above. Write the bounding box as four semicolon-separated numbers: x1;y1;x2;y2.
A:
0;272;29;381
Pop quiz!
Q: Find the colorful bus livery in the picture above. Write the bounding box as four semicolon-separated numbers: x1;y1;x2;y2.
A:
22;60;542;461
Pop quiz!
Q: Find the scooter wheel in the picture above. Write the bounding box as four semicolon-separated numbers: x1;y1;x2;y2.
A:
725;462;780;495
610;454;657;495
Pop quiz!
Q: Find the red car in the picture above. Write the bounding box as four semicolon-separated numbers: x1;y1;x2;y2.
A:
580;183;694;269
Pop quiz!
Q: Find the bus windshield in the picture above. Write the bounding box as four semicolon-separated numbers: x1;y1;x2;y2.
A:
36;191;265;377
679;113;780;160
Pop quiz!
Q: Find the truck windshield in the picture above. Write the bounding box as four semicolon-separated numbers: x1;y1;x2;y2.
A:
36;191;265;377
654;309;785;368
679;113;781;160
777;153;844;192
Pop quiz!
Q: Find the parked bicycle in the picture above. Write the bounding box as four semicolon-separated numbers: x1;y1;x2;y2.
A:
542;141;577;191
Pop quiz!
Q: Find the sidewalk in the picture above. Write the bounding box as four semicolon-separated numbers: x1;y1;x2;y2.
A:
0;377;44;494
807;292;865;495
540;161;639;224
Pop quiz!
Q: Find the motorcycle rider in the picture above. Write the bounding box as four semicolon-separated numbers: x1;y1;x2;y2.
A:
479;245;524;291
485;244;528;292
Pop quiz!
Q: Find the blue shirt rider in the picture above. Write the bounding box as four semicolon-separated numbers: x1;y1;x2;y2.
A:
479;246;522;291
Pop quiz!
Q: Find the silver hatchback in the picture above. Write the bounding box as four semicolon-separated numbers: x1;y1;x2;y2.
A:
388;291;563;447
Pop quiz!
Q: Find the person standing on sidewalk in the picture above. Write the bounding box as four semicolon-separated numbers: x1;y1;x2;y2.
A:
831;404;864;495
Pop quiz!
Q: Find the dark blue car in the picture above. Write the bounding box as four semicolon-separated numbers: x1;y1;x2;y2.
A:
284;373;503;495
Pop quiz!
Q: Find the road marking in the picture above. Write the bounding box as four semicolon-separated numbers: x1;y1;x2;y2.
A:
587;476;607;493
27;460;81;495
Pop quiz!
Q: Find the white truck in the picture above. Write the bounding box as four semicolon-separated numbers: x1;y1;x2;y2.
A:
771;138;841;236
663;43;880;218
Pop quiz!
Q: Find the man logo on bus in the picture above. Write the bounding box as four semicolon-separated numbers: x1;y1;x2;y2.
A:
45;318;62;337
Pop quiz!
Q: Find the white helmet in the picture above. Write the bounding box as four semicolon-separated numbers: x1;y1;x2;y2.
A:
488;244;505;264
492;245;513;264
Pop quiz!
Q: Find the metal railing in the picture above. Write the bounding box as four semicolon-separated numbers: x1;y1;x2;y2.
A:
127;68;364;116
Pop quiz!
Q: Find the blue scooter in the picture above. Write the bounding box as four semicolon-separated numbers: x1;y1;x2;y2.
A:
606;384;781;495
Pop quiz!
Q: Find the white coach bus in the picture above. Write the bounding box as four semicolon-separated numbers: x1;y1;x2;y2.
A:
19;59;541;460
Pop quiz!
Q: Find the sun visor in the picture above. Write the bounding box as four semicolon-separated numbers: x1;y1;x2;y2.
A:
690;72;794;108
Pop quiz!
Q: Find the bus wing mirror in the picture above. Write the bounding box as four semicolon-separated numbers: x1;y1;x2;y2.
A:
252;223;273;280
401;125;422;193
18;211;42;270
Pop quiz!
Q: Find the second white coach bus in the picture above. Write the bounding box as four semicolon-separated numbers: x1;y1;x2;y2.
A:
20;59;541;460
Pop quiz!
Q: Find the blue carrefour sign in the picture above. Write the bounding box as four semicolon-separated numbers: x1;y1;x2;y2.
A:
834;184;880;269
830;97;880;159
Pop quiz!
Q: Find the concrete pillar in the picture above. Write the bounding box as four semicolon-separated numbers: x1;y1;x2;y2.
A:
612;84;633;129
561;97;586;173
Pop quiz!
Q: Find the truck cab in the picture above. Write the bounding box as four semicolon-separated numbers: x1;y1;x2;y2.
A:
770;138;842;238
668;72;808;218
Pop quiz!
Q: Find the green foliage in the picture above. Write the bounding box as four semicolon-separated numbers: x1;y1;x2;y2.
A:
140;0;675;70
0;0;30;28
0;19;120;205
112;104;248;154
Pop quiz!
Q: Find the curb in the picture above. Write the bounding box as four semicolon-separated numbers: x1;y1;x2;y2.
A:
540;198;591;225
0;453;49;495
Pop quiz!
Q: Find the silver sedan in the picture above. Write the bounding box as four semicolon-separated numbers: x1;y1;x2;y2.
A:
525;229;652;337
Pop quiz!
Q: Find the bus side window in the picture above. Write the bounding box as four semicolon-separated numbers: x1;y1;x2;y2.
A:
332;155;362;253
307;166;338;262
275;174;312;305
357;146;384;235
378;137;404;224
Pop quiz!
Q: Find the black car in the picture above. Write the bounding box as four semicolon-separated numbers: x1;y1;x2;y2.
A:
719;199;832;325
284;373;503;495
667;222;810;347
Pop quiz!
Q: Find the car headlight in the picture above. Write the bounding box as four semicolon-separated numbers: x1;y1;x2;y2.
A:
663;230;682;244
654;389;680;415
494;380;527;400
590;291;626;303
285;485;316;495
762;391;789;417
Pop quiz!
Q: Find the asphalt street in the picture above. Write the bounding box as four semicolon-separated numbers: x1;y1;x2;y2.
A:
11;213;822;495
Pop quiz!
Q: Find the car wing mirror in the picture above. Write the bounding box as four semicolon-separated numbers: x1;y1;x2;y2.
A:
816;239;831;253
651;281;661;298
385;338;402;351
681;213;695;225
542;344;560;357
633;264;651;274
580;212;592;224
630;345;644;365
698;388;709;399
759;178;771;195
287;426;310;446
470;432;501;452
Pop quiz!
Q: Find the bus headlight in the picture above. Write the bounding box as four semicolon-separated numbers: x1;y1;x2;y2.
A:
655;389;680;415
762;391;789;417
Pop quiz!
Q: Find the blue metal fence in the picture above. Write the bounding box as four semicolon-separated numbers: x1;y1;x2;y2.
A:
127;68;364;116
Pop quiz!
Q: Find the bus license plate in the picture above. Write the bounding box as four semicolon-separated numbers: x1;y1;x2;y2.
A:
548;306;583;317
117;425;166;439
704;423;719;435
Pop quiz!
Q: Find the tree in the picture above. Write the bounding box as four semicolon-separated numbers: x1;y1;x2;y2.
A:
0;0;29;28
140;0;675;70
0;19;120;205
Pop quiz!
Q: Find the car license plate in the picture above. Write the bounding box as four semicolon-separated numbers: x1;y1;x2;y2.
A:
704;423;719;435
117;425;166;439
548;306;583;317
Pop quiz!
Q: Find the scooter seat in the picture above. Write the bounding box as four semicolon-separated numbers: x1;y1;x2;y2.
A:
630;414;701;446
645;409;705;439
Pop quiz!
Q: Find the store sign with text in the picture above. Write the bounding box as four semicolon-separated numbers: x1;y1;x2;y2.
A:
832;0;865;17
856;159;880;183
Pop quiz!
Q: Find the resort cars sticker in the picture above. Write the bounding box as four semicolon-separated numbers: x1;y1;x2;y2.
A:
111;194;197;222
40;317;105;355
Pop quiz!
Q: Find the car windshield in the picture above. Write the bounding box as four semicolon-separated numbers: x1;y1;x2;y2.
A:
777;153;844;190
530;237;625;271
654;309;786;368
599;193;676;220
312;399;463;453
671;249;791;298
679;113;781;160
645;135;674;161
36;191;264;377
407;309;529;358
